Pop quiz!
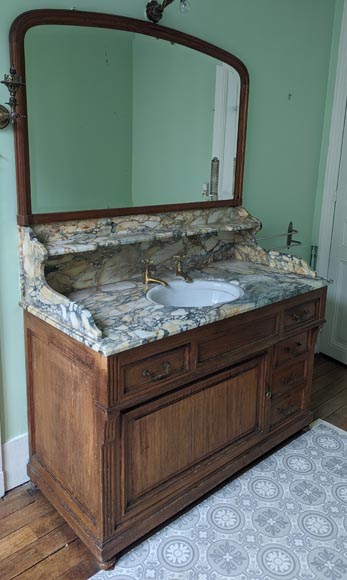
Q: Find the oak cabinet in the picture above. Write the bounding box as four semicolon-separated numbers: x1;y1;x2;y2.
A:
24;287;326;568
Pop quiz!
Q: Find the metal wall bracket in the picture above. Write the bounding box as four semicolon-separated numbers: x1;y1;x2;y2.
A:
257;221;302;250
0;66;25;129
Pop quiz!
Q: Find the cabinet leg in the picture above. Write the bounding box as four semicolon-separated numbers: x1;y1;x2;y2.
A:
97;556;117;570
27;481;39;496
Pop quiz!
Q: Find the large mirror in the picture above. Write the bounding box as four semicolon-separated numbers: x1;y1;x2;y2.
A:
10;10;249;224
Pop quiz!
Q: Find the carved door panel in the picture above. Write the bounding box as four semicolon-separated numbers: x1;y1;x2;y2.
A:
119;355;267;522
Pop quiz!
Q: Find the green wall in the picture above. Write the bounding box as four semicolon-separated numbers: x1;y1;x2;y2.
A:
26;26;134;212
0;0;340;442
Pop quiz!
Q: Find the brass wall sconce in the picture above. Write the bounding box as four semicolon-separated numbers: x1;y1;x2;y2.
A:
146;0;191;24
0;65;25;129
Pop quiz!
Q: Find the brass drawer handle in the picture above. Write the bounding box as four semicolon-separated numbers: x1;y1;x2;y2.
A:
143;361;171;382
284;342;303;355
278;402;296;417
280;373;298;386
291;309;310;323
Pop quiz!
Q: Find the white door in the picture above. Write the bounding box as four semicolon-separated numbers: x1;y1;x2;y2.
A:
320;105;347;363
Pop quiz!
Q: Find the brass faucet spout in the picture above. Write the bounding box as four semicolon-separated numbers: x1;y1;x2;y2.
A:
142;260;168;287
145;275;168;287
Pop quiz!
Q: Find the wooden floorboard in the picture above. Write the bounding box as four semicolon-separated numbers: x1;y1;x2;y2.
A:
0;353;346;580
0;511;64;561
312;354;347;423
13;538;93;580
0;523;77;580
0;496;55;542
0;486;36;521
0;481;96;580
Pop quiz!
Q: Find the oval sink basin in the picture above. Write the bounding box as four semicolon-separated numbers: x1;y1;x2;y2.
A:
146;279;243;308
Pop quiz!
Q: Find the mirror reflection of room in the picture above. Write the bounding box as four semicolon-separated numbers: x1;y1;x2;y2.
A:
25;26;240;213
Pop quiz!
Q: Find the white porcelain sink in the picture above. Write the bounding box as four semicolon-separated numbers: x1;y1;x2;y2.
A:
146;279;243;308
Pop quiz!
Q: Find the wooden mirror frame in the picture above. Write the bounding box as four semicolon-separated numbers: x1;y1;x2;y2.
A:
9;9;249;226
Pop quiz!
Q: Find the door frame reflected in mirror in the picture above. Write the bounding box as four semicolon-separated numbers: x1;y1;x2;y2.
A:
10;9;249;226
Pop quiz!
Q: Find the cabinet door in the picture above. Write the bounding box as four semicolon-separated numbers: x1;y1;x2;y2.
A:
120;355;267;520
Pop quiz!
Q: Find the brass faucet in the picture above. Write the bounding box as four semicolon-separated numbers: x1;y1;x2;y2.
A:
174;255;193;283
142;259;168;287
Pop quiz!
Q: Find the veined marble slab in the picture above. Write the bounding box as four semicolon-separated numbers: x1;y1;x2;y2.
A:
43;223;262;257
32;206;261;244
46;260;327;356
32;208;261;257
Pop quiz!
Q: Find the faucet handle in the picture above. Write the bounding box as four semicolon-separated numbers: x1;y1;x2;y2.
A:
141;258;154;267
173;255;192;283
141;260;154;282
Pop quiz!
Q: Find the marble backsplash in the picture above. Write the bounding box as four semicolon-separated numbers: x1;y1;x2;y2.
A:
44;232;237;295
44;231;316;296
18;206;317;348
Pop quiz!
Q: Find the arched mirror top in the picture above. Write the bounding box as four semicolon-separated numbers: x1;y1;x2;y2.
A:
9;9;249;225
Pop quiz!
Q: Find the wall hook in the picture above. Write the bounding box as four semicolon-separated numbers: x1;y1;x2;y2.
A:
286;221;301;249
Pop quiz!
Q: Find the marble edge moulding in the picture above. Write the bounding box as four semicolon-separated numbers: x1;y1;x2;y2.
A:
18;206;320;356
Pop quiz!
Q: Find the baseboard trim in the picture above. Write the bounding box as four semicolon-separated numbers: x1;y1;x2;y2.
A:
2;433;29;492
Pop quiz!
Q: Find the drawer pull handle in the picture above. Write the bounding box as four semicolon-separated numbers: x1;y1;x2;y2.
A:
265;391;272;399
284;342;303;355
292;309;310;323
280;373;298;386
278;402;296;417
143;361;171;382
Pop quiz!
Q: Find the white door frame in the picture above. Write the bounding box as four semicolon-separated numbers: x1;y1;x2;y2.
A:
0;424;4;497
317;0;347;278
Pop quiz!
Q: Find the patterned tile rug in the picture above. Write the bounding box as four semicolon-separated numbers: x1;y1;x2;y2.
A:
91;420;347;580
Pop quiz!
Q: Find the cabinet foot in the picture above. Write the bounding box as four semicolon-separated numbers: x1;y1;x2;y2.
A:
27;481;39;496
97;557;117;570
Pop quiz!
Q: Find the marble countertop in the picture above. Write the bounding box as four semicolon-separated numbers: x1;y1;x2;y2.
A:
65;259;327;356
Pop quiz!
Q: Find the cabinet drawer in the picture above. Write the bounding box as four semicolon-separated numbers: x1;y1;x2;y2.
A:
270;388;305;428
119;344;190;400
272;359;307;397
284;300;318;329
275;332;308;366
197;314;278;365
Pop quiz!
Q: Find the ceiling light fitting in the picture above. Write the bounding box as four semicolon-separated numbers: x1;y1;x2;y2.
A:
146;0;191;24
